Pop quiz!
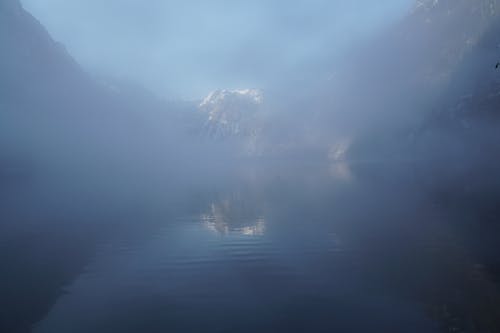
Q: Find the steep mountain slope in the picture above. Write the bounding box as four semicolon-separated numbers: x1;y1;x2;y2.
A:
0;3;188;332
405;0;500;160
0;0;93;111
0;2;108;332
341;0;500;161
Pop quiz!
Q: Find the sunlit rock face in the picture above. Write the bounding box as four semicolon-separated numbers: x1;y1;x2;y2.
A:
198;89;264;140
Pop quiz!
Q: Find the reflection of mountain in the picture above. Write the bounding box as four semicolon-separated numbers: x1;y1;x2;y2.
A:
0;219;98;333
410;210;500;333
201;194;266;236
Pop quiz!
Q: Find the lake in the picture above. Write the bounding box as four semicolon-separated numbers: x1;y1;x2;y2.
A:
2;160;500;333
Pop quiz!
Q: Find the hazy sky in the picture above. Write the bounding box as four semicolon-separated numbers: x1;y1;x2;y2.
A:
21;0;413;98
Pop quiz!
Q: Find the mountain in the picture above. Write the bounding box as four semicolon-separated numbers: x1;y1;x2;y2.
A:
0;0;94;112
407;0;500;156
0;3;187;332
198;89;264;139
340;0;500;162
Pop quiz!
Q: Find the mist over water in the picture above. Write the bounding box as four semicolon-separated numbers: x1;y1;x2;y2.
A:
2;0;500;332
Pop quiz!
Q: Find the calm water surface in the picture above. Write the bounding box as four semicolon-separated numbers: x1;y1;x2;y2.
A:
2;162;500;332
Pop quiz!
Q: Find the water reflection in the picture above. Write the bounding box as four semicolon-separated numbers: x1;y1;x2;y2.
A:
3;162;500;333
328;162;353;181
201;195;266;236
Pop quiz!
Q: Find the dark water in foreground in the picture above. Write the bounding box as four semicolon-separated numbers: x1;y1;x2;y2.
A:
2;161;500;333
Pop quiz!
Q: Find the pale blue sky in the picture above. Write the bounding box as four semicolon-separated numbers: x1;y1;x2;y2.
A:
21;0;413;98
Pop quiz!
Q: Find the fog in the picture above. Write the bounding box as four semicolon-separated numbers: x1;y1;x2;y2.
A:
2;0;498;239
3;0;500;332
21;0;412;98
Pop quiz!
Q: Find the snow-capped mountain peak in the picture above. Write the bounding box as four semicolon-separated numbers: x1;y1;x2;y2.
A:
199;89;263;109
197;89;264;139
